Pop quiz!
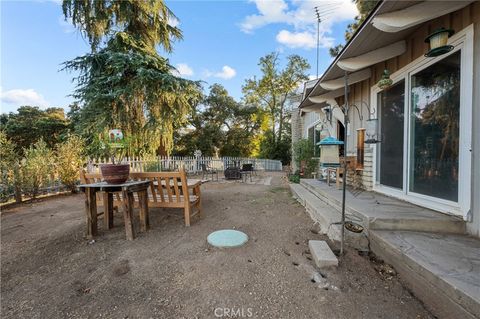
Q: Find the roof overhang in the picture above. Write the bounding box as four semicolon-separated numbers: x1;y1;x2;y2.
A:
301;102;327;113
337;40;406;71
299;0;473;110
308;88;344;104
372;1;474;32
319;68;371;90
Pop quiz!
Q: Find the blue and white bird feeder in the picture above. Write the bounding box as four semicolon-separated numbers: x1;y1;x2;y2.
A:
317;136;344;168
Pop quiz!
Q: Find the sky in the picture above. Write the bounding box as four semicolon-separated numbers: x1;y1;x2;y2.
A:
0;0;358;114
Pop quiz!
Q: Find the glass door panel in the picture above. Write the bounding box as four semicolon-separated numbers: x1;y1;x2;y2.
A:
378;80;405;189
409;51;460;202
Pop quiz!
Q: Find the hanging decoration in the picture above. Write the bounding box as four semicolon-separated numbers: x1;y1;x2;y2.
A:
318;136;344;168
424;28;455;57
377;69;393;90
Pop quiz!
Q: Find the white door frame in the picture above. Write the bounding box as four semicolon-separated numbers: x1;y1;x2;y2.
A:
371;24;473;218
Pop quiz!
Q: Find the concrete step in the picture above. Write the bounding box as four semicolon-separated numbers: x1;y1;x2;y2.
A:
370;230;480;319
300;179;466;234
290;183;340;234
289;183;369;251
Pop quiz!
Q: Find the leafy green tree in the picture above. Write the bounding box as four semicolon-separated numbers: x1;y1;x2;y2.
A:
21;139;55;199
56;135;86;192
174;84;264;157
62;0;202;156
2;106;69;153
0;131;22;202
62;0;182;53
242;53;309;163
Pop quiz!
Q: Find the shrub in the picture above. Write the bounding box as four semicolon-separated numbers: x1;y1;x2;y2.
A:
293;139;318;178
289;172;300;183
0;131;21;202
21;139;55;199
56;135;86;192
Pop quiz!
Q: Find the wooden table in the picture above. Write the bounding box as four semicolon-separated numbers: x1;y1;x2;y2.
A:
78;180;150;240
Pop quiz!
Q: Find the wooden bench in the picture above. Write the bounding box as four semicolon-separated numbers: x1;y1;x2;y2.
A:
80;168;202;226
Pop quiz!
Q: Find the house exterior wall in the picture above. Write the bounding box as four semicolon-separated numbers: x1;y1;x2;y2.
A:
302;111;321;137
366;3;479;236
295;2;480;236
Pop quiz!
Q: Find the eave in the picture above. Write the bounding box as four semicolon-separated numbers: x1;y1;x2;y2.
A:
372;1;474;33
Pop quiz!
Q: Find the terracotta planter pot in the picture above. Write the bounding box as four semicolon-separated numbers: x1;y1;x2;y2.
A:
100;164;130;184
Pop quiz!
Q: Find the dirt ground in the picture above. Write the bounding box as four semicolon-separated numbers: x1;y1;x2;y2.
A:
1;172;433;319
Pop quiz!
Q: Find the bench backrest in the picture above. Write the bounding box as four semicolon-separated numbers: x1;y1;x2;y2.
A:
80;169;190;204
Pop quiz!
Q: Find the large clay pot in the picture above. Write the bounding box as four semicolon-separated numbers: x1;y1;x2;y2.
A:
100;164;130;184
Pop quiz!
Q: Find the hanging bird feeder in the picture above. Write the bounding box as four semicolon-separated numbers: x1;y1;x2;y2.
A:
318;136;344;168
425;28;455;57
365;118;380;144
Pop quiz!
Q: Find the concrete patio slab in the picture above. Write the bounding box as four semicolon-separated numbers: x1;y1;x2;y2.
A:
370;230;480;319
300;179;465;234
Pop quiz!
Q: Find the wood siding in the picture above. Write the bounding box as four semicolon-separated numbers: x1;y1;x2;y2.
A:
336;2;480;156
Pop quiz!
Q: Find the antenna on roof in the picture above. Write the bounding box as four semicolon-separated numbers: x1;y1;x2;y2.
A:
314;2;340;78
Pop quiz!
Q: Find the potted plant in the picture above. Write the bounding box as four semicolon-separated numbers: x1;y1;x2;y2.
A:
99;129;130;184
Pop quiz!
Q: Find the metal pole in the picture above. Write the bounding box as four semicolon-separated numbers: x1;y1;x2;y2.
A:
314;7;320;78
316;18;320;78
341;71;349;255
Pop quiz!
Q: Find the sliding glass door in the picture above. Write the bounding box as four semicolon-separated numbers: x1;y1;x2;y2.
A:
409;51;460;202
378;80;405;189
374;27;473;217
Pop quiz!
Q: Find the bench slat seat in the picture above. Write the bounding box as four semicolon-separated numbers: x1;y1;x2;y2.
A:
80;168;202;226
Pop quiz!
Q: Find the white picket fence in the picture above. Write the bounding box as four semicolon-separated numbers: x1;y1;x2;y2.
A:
86;156;282;173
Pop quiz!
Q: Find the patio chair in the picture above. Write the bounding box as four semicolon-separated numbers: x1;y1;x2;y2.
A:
200;163;219;181
240;164;254;182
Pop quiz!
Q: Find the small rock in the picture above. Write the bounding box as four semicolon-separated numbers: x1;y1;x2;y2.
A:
310;223;321;234
328;285;339;291
312;273;329;289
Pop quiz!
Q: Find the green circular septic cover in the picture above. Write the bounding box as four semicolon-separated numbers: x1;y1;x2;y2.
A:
207;229;248;248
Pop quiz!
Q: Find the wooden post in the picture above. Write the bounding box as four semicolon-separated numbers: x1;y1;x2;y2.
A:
356;128;365;169
138;190;150;232
122;190;135;240
103;192;114;229
85;187;98;239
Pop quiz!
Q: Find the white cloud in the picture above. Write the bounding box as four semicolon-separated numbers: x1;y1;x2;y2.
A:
276;30;312;49
240;0;290;33
215;66;237;79
0;88;49;108
241;0;358;50
175;63;194;76
204;65;237;80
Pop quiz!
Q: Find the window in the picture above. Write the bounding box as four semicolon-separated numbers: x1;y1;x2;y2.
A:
308;123;325;157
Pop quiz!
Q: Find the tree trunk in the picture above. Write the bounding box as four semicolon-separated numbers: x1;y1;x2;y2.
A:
14;185;22;203
13;163;22;203
278;103;284;143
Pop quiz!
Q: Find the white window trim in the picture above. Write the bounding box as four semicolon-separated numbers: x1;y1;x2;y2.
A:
370;24;473;219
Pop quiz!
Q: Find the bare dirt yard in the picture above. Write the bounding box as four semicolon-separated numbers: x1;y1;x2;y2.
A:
1;172;433;319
